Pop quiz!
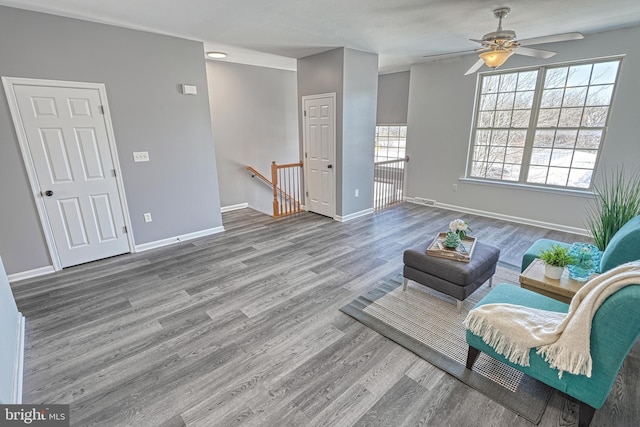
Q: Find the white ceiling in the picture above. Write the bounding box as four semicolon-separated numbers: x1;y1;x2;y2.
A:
2;0;640;73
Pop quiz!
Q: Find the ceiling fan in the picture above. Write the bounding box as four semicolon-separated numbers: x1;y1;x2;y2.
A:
424;8;584;75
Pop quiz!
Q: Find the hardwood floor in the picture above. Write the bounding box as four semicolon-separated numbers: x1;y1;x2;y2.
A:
11;203;639;426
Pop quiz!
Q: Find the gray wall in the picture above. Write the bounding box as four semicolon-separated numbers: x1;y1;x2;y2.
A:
297;48;378;217
406;25;640;230
342;49;378;216
377;71;410;124
206;61;299;215
297;49;346;214
0;6;222;275
0;258;21;403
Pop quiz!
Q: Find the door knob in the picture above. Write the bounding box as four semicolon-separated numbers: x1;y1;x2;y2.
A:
327;164;333;169
44;190;53;197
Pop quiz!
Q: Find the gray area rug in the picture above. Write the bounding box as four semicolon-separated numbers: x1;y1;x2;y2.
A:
340;265;552;425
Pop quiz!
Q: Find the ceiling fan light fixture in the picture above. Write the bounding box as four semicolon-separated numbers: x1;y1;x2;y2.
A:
479;49;514;69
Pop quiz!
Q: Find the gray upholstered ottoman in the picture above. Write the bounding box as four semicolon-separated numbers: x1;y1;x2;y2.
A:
403;241;500;311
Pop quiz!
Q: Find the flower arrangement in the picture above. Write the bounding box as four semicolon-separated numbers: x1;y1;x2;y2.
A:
443;219;472;249
449;219;472;240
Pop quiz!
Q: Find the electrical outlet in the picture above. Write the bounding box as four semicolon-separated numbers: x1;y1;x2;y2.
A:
144;213;152;222
133;151;150;162
452;184;458;191
355;189;359;197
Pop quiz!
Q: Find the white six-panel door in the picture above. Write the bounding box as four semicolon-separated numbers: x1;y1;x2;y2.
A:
5;79;131;268
303;94;336;218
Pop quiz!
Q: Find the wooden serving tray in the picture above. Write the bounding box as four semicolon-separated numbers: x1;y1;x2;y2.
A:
426;232;476;262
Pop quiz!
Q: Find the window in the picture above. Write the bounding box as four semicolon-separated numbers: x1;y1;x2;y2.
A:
375;125;407;163
468;58;621;189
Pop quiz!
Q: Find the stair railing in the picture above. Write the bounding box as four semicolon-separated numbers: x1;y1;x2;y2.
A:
246;160;303;218
374;156;409;211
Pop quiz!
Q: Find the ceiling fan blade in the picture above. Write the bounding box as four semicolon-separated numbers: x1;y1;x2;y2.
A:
465;58;485;76
515;46;557;59
423;50;476;61
518;32;584;46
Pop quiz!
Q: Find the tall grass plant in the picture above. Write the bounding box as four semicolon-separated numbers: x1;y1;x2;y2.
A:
585;167;640;251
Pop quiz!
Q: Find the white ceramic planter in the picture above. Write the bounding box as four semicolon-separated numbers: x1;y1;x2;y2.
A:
544;264;564;280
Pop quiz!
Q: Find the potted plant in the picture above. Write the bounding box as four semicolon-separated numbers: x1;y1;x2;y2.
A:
538;244;575;279
585;167;640;251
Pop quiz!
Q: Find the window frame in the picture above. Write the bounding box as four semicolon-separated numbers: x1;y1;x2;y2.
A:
374;124;407;163
465;56;623;191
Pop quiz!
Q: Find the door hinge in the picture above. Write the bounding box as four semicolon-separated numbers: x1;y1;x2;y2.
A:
306;191;309;197
111;169;116;177
304;110;306;117
305;152;307;158
122;225;127;233
99;105;105;114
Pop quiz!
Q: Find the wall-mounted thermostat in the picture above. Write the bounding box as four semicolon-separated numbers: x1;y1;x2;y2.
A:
181;84;197;95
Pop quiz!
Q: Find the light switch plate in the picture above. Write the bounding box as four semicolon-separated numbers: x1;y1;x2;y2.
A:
133;151;149;162
181;84;197;95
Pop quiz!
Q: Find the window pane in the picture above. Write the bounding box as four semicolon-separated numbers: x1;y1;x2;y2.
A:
562;87;587;107
497;92;515;109
508;130;527;146
477;111;494;127
572;150;598;168
472;161;487;177
505;147;524;164
494;110;512;127
544;68;567;89
591;61;619;85
517;71;538;90
586;85;614;106
537;109;560;127
547;167;569;186
502;164;521;181
480;93;497;110
514;91;535;109
499;74;518;92
541;89;563;108
533;130;555;147
531;148;551;165
582;107;608;127
475;130;491;145
511;110;531;128
568;169;593;188
482;75;500;93
576;130;602;149
558;107;583;127
550;149;573;167
555;130;577;148
566;64;592;86
528;166;548;183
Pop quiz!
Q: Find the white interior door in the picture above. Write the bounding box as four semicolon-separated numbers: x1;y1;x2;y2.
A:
5;80;131;268
303;94;336;218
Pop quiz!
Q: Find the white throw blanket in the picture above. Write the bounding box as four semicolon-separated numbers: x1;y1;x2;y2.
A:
464;261;640;378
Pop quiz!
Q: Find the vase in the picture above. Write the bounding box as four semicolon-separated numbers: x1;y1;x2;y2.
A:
443;232;461;249
544;264;564;280
567;243;601;281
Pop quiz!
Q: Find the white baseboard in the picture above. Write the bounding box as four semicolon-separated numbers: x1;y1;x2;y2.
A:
13;313;25;404
221;203;248;213
335;208;374;222
406;198;589;236
135;226;225;252
7;265;56;282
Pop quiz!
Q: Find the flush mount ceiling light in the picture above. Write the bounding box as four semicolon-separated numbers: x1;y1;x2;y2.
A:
206;51;227;59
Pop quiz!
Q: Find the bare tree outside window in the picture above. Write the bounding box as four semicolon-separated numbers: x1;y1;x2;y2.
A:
468;58;621;189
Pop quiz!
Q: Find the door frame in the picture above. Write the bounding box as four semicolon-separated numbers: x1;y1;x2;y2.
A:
2;76;135;271
301;92;337;219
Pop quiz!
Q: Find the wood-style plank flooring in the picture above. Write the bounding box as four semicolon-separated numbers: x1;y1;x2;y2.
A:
11;203;639;426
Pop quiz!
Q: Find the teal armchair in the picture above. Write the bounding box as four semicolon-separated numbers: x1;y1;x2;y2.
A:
465;284;640;426
521;214;640;273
